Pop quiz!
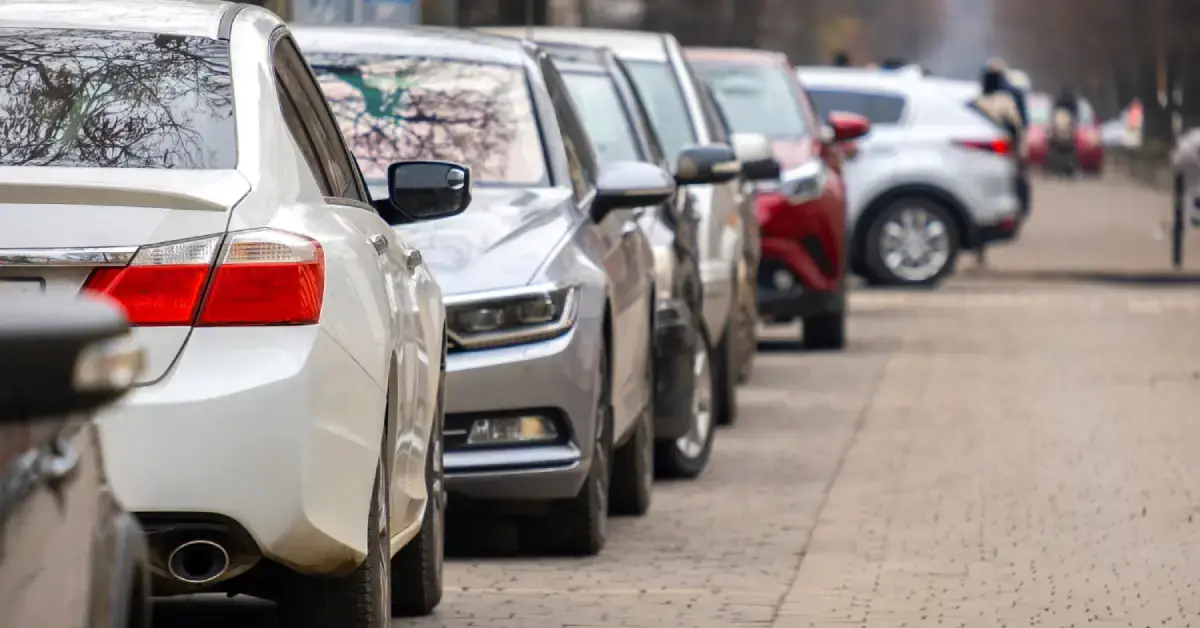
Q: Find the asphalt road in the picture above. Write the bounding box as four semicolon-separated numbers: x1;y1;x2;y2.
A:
155;175;1200;627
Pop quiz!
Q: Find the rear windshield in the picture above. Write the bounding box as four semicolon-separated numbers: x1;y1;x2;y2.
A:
0;28;237;169
308;53;548;187
561;72;642;164
624;61;697;165
694;62;809;138
806;88;907;125
1028;94;1096;125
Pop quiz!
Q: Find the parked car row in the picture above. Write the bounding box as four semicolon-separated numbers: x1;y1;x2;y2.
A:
0;4;880;628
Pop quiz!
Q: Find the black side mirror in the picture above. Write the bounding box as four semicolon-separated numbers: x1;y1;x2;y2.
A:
674;143;740;186
741;158;781;181
387;161;472;222
592;161;677;222
0;296;142;422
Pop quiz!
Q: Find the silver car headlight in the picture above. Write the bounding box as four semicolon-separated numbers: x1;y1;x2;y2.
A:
652;245;674;302
779;159;827;205
445;284;579;351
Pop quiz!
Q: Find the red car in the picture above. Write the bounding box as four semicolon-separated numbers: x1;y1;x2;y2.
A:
687;47;868;349
1025;92;1104;174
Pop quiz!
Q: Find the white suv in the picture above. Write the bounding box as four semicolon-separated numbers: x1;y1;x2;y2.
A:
797;67;1023;286
0;2;462;626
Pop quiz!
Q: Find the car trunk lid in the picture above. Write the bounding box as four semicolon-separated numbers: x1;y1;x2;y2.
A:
0;168;250;384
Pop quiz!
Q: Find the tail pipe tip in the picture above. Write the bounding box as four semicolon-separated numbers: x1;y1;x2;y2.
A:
166;539;230;585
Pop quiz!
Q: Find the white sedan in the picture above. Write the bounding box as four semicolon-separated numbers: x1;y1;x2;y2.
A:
0;2;461;626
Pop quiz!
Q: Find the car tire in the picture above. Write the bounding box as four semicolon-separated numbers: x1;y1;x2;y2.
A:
863;197;959;287
734;268;758;385
803;311;846;350
390;371;446;617
653;328;716;479
609;407;654;515
536;343;612;556
713;309;739;427
278;462;391;628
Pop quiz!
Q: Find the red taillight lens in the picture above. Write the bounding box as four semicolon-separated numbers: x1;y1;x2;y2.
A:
83;229;325;327
955;138;1010;155
197;230;324;326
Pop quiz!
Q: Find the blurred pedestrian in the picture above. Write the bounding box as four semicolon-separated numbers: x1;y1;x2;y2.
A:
832;51;851;67
972;63;1030;265
1047;85;1080;175
987;58;1028;126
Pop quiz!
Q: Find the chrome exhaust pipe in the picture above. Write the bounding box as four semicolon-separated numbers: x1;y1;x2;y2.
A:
166;540;230;585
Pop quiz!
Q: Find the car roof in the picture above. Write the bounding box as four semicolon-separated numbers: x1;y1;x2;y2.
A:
480;26;669;61
291;24;531;66
685;46;787;67
0;0;234;39
795;67;915;94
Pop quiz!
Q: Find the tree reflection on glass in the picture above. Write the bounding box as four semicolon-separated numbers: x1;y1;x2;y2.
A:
0;28;237;169
310;54;548;186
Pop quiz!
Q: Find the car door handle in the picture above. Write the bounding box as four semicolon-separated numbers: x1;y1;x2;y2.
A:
404;249;423;271
38;435;80;485
369;234;388;255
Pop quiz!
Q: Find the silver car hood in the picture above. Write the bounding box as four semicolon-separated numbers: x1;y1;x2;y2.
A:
382;186;577;296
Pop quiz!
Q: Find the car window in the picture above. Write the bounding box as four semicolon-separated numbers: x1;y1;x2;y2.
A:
612;58;666;167
1028;94;1096;126
696;81;730;144
541;56;597;201
694;63;810;139
276;77;333;195
561;72;642;165
0;27;237;168
273;37;366;202
807;88;907;125
307;52;549;187
624;60;699;165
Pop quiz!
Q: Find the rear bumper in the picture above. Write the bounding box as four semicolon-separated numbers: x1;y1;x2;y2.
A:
97;326;387;577
652;299;698;440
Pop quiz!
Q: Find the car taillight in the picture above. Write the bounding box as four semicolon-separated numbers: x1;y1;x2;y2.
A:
84;228;324;327
955;139;1010;156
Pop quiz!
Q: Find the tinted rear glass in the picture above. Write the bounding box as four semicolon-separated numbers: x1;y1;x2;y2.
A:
694;62;809;138
308;54;548;187
624;61;697;165
807;89;907;125
1027;94;1096;125
0;28;237;168
561;72;642;164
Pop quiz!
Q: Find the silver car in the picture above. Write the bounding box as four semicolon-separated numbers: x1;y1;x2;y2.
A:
294;25;683;555
484;27;762;420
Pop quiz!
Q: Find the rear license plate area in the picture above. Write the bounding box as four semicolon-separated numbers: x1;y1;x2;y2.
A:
0;278;47;298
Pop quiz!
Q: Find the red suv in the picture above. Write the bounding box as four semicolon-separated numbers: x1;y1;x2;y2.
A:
687;48;869;349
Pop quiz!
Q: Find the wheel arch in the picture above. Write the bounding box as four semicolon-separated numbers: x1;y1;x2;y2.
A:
853;184;978;260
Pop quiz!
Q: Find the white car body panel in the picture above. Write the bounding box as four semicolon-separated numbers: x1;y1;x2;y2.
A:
0;1;445;574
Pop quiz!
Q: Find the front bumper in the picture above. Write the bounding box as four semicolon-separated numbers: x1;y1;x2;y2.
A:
442;321;603;501
97;326;387;576
756;256;844;321
652;299;698;441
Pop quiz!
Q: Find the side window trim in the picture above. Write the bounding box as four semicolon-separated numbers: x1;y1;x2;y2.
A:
269;30;370;205
274;68;332;195
276;34;371;204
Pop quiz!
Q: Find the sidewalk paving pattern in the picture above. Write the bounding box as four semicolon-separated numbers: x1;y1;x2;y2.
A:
153;177;1200;627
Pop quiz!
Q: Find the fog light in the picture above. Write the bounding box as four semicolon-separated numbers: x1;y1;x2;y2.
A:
772;269;795;291
467;415;558;445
